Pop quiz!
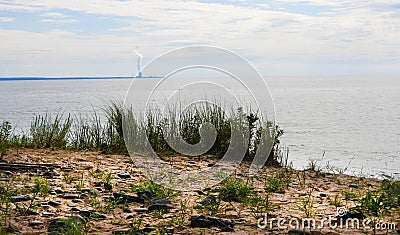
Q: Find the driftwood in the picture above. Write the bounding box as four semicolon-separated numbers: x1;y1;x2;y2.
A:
0;162;60;171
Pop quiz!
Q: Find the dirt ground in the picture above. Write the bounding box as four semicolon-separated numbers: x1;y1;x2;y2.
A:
0;148;399;234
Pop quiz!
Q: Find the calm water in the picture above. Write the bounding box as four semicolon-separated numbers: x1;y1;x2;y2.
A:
1;76;399;178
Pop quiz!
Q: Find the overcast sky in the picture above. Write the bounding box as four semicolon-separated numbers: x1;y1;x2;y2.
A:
0;0;399;77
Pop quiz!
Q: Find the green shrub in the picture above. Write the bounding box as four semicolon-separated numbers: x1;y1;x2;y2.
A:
218;178;253;202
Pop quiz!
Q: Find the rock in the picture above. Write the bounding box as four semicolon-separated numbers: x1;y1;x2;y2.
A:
3;171;13;177
42;212;55;217
48;200;62;207
142;226;157;233
79;210;107;220
71;207;81;212
61;193;79;199
147;198;175;211
11;195;31;202
103;182;113;191
61;167;73;172
55;189;64;194
288;229;312;235
81;188;100;195
349;184;359;189
29;220;43;226
72;199;83;203
113;229;130;234
134;207;148;213
137;190;156;200
335;211;365;222
81;188;92;193
199;195;217;206
113;191;143;204
48;216;84;233
49;190;57;195
43;170;58;178
190;215;234;232
117;172;131;179
94;187;103;192
196;190;206;195
319;193;327;197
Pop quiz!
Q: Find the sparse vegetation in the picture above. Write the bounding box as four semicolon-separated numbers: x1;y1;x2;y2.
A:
218;177;253;203
0;101;283;164
264;169;292;194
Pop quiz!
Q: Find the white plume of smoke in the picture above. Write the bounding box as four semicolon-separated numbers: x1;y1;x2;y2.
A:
135;47;143;77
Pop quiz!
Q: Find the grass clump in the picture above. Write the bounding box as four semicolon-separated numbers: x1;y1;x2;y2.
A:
245;194;275;219
132;180;179;199
218;177;253;203
0;121;11;156
354;191;393;235
34;177;50;198
264;169;292;194
30;114;71;148
380;179;400;208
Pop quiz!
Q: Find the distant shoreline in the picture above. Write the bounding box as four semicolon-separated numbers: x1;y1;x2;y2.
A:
0;76;161;81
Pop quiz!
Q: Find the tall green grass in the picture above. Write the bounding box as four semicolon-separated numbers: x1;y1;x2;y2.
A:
1;101;283;164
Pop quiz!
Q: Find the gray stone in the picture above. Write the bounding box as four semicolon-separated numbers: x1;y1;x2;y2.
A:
62;194;79;199
288;229;312;235
190;215;234;232
134;207;148;213
113;191;143;204
71;207;81;212
29;220;43;226
117;172;131;179
113;229;130;234
147;198;175;211
72;199;83;203
42;212;55;217
11;195;31;202
48;200;62;207
349;184;359;189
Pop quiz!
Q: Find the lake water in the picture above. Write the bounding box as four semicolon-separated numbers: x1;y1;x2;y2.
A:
1;76;399;178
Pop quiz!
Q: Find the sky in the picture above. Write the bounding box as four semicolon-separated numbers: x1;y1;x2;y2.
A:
0;0;399;77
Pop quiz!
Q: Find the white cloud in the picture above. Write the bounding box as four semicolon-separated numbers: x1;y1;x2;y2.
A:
40;12;67;18
40;19;77;24
0;16;15;22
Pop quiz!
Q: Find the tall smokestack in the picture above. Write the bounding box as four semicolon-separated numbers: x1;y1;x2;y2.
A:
135;48;143;78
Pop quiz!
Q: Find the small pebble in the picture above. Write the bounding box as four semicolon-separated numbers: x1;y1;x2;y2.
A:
48;200;62;207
